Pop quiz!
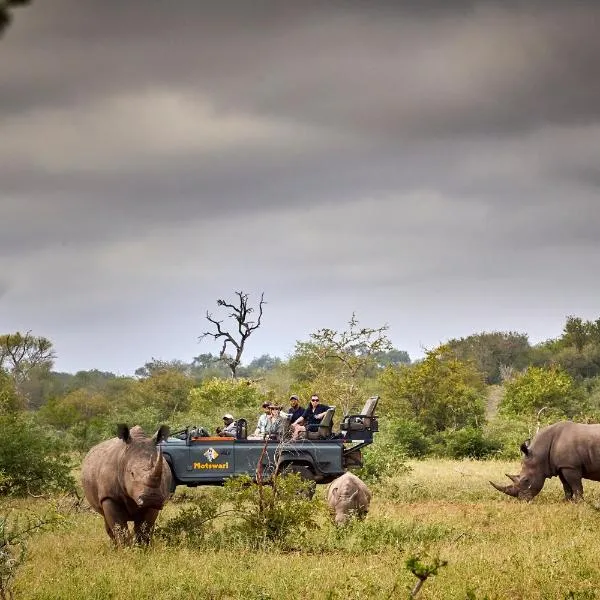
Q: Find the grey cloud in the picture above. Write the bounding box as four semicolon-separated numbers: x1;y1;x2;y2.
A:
2;1;600;138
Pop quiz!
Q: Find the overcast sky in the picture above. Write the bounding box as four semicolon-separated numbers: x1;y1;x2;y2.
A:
1;0;599;375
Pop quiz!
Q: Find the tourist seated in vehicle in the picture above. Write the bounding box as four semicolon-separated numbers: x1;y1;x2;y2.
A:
283;394;304;424
254;402;272;437
291;394;331;440
266;404;284;440
216;414;237;438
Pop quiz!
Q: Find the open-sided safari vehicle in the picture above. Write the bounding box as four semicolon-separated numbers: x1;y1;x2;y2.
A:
161;396;379;490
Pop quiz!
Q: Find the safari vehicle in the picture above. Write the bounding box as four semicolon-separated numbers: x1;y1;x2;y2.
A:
160;396;379;490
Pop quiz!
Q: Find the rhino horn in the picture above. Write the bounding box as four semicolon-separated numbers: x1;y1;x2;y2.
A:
490;480;519;497
151;445;163;479
505;473;520;484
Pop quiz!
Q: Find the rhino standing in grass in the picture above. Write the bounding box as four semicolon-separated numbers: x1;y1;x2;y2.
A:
81;424;172;544
327;472;371;525
491;421;600;501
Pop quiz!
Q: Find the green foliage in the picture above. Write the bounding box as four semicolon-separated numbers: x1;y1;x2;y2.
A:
0;371;19;415
221;473;319;548
0;509;61;600
500;366;586;418
136;369;194;420
158;473;319;550
186;377;267;431
155;491;218;547
447;331;531;384
356;436;411;484
379;345;486;434
0;412;75;496
482;416;533;459
390;418;431;458
289;314;392;413
434;427;502;460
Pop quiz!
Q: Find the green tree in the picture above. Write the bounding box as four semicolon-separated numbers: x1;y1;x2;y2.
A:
500;366;586;419
0;412;75;496
446;331;531;384
0;332;55;406
0;369;19;414
289;314;392;413
379;345;486;433
187;378;267;430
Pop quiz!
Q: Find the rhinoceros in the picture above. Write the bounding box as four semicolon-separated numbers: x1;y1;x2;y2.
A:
327;472;371;525
81;424;172;544
491;421;600;501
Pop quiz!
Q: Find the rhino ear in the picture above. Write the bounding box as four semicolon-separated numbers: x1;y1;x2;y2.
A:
117;424;131;443
153;425;170;444
520;439;531;457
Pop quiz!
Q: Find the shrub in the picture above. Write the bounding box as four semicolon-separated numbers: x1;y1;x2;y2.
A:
356;438;411;484
0;413;75;496
390;418;431;458
155;491;218;547
500;366;587;419
436;427;502;460
221;473;319;549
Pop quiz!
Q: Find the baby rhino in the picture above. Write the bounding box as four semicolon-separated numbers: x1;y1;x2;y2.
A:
327;472;371;525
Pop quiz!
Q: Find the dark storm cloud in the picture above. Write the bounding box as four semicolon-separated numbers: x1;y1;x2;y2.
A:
2;0;600;373
3;0;600;136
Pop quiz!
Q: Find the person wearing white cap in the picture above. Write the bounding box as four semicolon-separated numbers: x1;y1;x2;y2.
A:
218;413;237;437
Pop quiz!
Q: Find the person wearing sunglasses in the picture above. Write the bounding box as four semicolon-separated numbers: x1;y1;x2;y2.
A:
291;394;330;440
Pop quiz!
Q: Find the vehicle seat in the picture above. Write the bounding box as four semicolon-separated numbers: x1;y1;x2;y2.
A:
236;419;248;440
306;407;336;440
340;396;379;432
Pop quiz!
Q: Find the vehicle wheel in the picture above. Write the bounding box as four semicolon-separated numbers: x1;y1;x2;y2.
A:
281;464;317;499
165;462;177;495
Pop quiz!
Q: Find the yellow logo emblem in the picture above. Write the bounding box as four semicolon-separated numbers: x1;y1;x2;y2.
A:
204;447;219;462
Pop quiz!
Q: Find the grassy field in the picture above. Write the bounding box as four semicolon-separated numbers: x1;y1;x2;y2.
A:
5;459;600;599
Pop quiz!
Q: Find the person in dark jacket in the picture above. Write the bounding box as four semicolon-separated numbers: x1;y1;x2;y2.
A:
291;394;330;440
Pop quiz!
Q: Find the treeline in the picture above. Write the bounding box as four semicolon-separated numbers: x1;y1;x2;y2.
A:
1;315;600;495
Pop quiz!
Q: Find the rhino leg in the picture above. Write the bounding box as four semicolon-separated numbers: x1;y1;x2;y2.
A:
133;508;159;545
558;468;584;501
101;498;131;545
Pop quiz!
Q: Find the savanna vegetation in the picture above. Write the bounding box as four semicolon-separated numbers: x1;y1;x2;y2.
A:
2;310;600;598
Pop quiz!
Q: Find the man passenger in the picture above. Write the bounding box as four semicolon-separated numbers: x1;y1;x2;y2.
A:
217;414;237;438
291;394;330;440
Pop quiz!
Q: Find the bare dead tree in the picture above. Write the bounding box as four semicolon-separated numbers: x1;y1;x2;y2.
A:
199;291;265;379
0;0;31;36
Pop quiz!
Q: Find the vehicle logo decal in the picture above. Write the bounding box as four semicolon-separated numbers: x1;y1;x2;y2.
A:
204;447;219;462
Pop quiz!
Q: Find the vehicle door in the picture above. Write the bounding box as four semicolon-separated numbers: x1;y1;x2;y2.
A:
183;436;235;481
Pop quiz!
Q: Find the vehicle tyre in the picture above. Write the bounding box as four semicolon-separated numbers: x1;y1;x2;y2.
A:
164;460;177;495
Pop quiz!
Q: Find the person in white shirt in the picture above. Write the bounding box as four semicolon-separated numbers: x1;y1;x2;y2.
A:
218;414;237;438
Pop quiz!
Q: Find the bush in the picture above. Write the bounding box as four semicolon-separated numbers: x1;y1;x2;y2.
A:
390;418;431;458
500;366;587;418
0;413;75;496
436;427;502;460
221;473;319;549
155;491;218;547
356;438;411;484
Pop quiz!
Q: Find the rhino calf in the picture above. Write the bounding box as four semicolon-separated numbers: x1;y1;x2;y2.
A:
327;472;371;525
491;421;600;501
81;424;172;545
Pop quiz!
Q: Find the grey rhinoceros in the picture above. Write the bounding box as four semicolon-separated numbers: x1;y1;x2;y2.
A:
491;421;600;501
81;424;172;544
327;472;371;525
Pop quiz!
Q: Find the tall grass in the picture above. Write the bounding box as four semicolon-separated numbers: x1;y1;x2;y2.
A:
6;459;600;599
